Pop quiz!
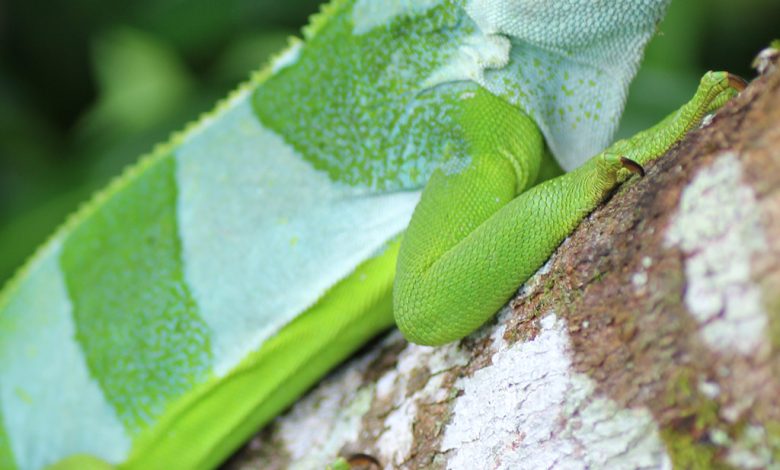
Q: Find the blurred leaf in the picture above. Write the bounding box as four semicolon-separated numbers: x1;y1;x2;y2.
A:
73;27;211;185
0;73;67;221
78;28;196;139
618;0;706;138
620;0;779;138
0;188;89;287
210;31;293;85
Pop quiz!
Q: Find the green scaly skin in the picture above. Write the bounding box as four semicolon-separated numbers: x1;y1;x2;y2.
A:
395;71;742;345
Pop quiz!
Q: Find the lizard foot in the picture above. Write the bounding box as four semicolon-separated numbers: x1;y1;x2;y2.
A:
699;71;747;115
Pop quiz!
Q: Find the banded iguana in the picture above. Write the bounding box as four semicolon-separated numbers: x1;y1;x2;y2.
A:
0;1;744;468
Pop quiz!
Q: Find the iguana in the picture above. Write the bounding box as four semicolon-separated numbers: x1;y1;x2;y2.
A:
0;1;745;469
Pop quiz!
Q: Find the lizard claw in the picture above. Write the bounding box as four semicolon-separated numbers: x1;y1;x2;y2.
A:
620;157;645;177
727;73;749;92
346;453;382;469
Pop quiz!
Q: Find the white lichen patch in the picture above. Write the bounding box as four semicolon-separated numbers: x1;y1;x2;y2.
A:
720;425;780;470
631;256;652;294
700;113;716;129
632;271;648;289
276;351;378;469
752;44;779;76
374;333;470;467
698;380;721;399
665;152;769;354
376;396;416;465
441;313;671;470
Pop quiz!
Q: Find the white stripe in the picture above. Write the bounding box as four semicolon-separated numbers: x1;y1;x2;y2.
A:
0;240;131;469
176;96;420;376
352;0;445;35
442;0;669;171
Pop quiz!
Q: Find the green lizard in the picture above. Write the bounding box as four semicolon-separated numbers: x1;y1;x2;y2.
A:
0;1;745;469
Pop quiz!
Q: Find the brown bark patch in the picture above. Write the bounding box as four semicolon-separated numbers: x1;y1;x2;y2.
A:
503;61;780;465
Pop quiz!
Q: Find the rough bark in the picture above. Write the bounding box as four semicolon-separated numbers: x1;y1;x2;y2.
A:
226;54;780;470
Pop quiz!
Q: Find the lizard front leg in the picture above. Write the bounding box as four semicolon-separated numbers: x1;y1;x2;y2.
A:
394;71;745;346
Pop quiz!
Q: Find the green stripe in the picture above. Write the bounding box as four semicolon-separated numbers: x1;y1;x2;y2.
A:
253;2;472;191
60;155;212;432
0;401;16;470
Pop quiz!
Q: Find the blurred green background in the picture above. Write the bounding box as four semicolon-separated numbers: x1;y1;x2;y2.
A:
0;0;778;285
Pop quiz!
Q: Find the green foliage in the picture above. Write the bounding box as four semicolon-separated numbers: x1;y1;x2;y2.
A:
0;0;778;284
619;0;780;138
